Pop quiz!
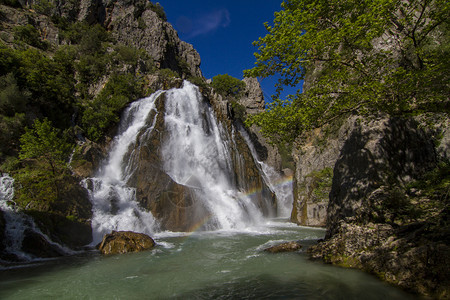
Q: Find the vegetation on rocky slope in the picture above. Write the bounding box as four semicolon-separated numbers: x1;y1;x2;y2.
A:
245;0;449;143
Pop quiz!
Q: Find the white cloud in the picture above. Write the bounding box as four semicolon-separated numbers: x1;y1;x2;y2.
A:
176;9;231;39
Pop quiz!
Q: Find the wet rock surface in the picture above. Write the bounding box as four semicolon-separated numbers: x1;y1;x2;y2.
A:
98;231;155;255
264;241;302;253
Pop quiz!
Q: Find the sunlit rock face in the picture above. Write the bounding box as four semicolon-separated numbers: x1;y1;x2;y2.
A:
98;231;155;255
17;0;202;78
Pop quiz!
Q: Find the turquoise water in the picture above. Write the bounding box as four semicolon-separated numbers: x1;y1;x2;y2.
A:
0;220;417;299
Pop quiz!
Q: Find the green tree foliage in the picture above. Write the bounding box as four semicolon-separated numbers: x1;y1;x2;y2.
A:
211;74;246;98
81;74;144;141
0;73;30;116
32;0;55;16
245;0;450;143
148;2;167;21
13;24;48;49
19;118;72;175
16;118;73;208
0;0;21;8
0;113;25;158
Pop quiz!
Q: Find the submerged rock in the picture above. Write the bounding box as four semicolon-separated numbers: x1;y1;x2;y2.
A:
98;231;155;255
264;241;302;253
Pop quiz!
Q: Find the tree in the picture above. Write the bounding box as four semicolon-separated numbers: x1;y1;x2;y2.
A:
17;118;73;207
19;118;72;176
211;74;246;98
244;0;450;143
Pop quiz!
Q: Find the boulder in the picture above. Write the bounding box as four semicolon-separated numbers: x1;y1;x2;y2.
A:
98;231;155;255
264;241;302;253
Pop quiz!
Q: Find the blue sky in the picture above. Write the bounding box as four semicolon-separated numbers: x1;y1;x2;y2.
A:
157;0;298;101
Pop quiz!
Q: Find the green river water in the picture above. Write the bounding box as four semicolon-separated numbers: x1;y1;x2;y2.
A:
0;220;417;299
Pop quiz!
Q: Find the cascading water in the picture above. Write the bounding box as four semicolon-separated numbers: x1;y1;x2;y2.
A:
0;174;69;261
239;129;293;217
84;91;164;243
85;81;279;243
162;81;264;230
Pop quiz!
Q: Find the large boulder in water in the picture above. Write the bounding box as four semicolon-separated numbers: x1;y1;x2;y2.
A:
98;231;155;255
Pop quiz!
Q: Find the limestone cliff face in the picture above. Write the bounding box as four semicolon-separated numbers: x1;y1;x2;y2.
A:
325;117;437;237
290;123;344;227
101;0;202;77
304;115;450;297
237;78;282;172
14;0;202;77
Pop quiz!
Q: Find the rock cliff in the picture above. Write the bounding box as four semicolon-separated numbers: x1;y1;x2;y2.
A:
10;0;202;78
302;115;450;297
237;78;282;172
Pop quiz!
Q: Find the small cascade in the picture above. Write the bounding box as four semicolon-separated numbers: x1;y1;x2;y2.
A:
84;91;164;244
238;129;294;217
162;81;264;229
0;174;70;261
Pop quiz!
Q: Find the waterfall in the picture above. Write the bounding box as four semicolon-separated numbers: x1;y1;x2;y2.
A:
0;174;70;261
238;129;293;217
85;81;273;242
84;91;164;243
162;81;263;230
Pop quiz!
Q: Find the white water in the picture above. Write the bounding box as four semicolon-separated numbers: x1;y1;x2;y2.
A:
239;128;293;217
84;91;164;244
84;81;294;244
85;81;280;243
162;81;264;230
0;174;70;261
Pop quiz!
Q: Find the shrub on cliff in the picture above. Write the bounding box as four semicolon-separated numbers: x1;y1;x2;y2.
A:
81;73;145;141
211;74;246;99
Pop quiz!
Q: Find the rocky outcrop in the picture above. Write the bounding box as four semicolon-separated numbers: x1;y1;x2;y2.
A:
98;231;155;255
100;0;202;78
239;78;265;115
237;78;282;172
7;0;202;78
306;115;450;297
326;117;436;237
264;241;302;253
291;117;356;226
71;140;108;178
309;222;450;298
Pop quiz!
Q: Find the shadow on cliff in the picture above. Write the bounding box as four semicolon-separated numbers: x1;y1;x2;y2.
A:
327;117;437;237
